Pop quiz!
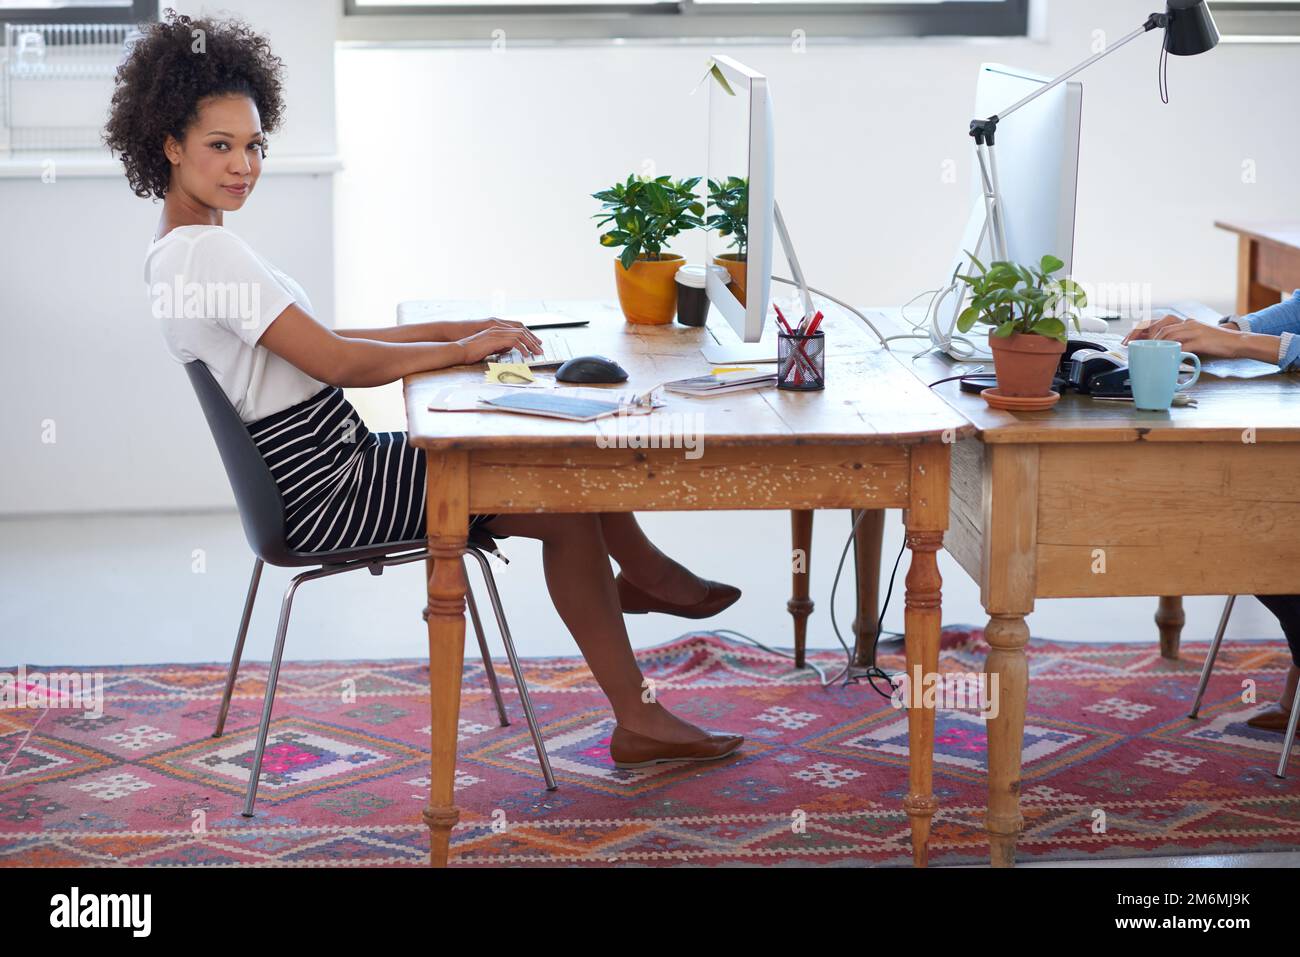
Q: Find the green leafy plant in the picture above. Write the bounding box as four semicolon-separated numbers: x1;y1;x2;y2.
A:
705;176;748;258
593;174;706;271
955;252;1087;342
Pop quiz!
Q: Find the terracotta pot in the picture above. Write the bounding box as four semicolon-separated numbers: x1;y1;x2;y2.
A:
713;253;747;307
613;253;684;325
989;332;1065;397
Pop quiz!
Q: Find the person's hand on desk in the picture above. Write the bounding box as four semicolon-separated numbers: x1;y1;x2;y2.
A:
1123;314;1279;362
434;316;542;346
453;323;544;364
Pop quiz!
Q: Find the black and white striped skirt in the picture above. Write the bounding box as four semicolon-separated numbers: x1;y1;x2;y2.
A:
245;385;496;554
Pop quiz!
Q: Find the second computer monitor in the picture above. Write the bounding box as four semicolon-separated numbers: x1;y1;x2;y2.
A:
934;63;1083;354
705;55;775;344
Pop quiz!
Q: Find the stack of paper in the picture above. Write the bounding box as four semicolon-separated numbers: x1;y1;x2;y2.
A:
663;368;776;396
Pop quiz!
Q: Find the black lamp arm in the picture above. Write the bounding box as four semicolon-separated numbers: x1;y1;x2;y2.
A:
968;12;1168;146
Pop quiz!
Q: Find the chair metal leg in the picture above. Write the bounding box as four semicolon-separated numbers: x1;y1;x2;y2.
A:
1277;678;1300;779
1190;595;1235;720
467;548;557;791
241;570;313;817
215;557;263;738
466;579;510;728
234;549;432;817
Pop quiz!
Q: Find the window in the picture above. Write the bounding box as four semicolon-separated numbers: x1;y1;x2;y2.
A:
1211;1;1300;41
0;1;156;25
340;0;1031;45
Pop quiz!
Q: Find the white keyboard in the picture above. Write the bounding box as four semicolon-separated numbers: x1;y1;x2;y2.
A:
495;333;573;368
1070;333;1196;372
1070;332;1128;355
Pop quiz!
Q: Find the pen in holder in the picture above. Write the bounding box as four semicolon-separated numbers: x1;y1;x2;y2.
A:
777;330;825;391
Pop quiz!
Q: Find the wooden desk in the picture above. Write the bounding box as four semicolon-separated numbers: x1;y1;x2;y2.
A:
400;298;971;867
870;303;1300;866
1216;221;1300;314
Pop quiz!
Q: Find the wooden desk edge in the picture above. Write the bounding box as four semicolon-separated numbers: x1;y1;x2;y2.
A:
1214;220;1300;248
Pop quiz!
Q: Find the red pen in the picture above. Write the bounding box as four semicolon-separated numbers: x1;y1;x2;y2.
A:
775;304;802;383
795;311;824;385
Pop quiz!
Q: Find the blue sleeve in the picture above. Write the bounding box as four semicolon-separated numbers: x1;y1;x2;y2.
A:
1242;289;1300;337
1281;332;1300;372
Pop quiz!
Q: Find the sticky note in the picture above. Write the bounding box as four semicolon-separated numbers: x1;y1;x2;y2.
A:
486;363;535;385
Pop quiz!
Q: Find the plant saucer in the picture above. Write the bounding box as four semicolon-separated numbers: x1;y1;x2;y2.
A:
981;387;1060;411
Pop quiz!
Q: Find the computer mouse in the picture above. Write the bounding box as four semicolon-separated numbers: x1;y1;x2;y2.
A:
555;355;629;384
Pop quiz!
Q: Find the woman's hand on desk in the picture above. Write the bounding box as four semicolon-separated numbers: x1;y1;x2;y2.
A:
431;317;541;346
454;325;544;364
1123;314;1280;363
1123;315;1240;355
1123;314;1193;344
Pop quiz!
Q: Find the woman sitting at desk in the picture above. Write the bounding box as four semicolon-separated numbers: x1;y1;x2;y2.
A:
1126;291;1300;731
108;12;743;767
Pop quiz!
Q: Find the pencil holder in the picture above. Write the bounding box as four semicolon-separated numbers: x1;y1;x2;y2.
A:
777;331;826;391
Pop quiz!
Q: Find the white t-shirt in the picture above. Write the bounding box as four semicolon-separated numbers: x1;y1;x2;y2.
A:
144;224;326;423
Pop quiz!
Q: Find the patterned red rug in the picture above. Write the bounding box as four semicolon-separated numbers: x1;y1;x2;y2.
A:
2;629;1297;867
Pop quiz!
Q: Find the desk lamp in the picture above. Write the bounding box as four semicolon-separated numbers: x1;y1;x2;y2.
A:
969;0;1219;264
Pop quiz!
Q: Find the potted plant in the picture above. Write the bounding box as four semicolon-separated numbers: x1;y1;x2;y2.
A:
956;252;1086;408
706;175;748;305
593;174;705;325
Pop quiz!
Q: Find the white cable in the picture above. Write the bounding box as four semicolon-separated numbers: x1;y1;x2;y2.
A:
770;275;889;348
901;288;942;332
686;508;903;697
883;287;947;349
699;629;832;687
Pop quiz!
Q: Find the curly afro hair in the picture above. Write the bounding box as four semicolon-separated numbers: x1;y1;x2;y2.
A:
104;8;285;200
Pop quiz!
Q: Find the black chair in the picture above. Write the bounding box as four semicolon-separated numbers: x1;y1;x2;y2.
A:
184;360;556;817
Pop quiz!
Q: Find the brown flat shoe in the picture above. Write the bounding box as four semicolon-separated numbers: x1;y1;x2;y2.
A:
1246;706;1295;732
609;724;744;769
615;572;741;619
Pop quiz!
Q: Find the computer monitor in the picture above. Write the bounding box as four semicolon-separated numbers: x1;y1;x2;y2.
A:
705;55;775;344
931;63;1083;359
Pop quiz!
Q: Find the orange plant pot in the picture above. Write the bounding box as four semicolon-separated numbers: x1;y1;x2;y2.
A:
713;253;746;307
613;254;684;325
989;332;1066;397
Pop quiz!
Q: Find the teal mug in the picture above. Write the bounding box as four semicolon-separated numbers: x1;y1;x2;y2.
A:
1127;339;1201;411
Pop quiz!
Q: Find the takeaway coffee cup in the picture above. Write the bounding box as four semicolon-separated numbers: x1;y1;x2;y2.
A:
675;264;728;327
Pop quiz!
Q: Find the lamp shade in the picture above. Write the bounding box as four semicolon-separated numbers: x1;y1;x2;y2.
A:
1164;0;1220;56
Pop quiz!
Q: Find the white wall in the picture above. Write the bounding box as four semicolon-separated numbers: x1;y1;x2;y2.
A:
0;0;339;513
334;0;1300;328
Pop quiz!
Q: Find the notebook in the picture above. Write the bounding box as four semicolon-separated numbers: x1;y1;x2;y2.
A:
478;391;625;422
664;368;777;396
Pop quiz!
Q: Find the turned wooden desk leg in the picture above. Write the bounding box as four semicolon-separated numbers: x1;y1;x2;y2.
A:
985;613;1029;867
789;510;814;669
982;445;1038;868
902;444;947;867
1156;596;1185;660
422;450;470;868
851;509;885;668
